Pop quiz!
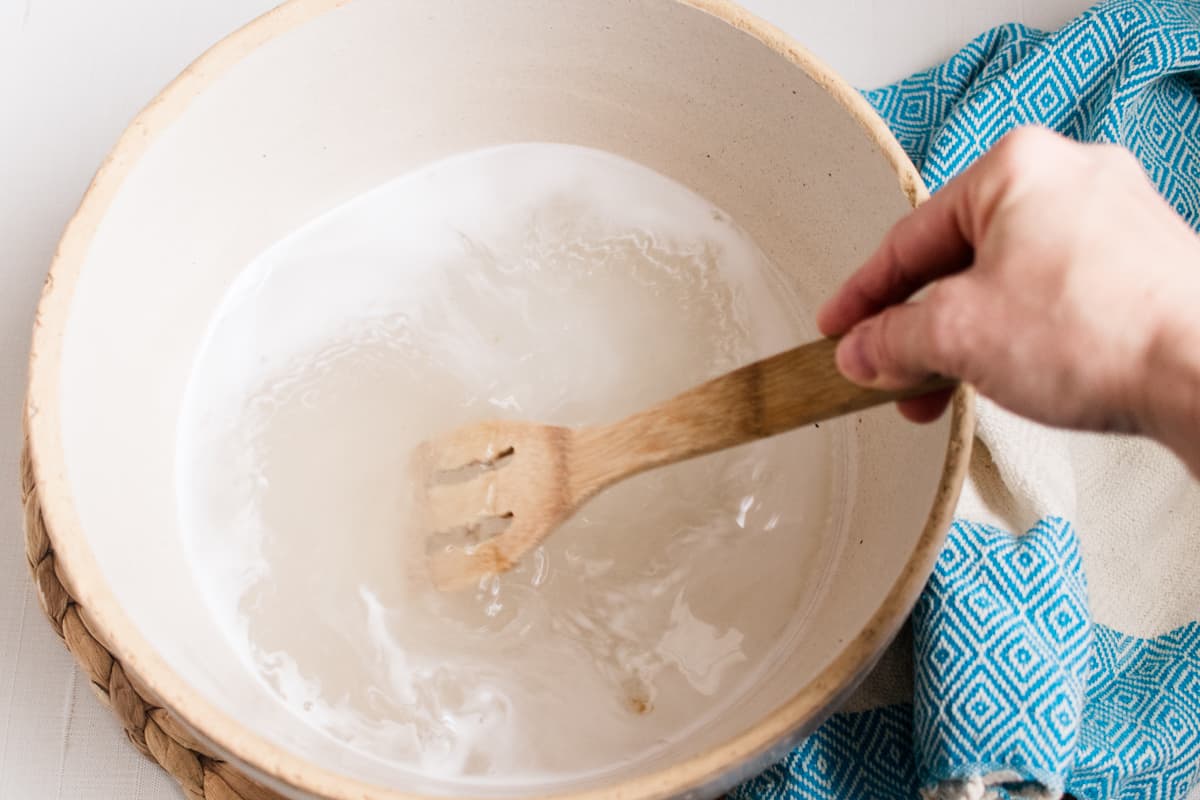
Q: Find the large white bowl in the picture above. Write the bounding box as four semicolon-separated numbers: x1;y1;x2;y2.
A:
25;1;973;797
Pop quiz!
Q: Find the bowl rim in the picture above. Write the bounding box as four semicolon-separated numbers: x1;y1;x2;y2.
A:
24;1;975;797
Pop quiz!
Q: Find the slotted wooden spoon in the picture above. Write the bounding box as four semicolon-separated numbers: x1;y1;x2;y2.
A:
416;337;953;590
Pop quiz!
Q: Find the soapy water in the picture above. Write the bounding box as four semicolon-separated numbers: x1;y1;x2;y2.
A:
177;144;847;785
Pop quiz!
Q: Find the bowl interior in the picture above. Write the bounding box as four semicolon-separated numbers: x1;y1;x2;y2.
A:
35;0;955;796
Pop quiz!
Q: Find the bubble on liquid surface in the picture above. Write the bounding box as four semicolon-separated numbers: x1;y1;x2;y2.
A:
177;143;843;785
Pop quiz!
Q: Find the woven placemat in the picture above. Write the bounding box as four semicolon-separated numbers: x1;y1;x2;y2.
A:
20;443;283;800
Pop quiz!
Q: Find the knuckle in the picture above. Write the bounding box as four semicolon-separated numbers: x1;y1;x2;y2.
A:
1095;143;1147;181
1095;141;1136;166
990;126;1057;173
925;277;965;310
881;231;923;297
974;127;1064;215
924;286;971;375
869;311;903;376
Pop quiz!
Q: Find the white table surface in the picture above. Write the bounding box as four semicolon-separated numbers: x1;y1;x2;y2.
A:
0;1;1092;797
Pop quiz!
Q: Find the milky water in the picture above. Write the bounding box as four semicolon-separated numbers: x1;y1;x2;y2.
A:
177;144;846;787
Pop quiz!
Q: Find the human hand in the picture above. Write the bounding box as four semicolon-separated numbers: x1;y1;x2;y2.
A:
818;126;1200;475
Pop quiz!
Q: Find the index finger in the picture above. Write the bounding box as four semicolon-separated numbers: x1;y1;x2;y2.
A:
817;159;982;337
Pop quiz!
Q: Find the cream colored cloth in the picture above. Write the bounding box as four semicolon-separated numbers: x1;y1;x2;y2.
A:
963;401;1200;638
843;396;1200;800
851;395;1200;705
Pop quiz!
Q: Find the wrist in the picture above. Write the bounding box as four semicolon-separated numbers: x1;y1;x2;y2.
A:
1140;299;1200;476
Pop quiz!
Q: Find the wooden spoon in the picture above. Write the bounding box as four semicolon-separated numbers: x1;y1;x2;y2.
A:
416;337;953;590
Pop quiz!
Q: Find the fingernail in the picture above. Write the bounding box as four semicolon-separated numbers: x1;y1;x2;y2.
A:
837;330;878;384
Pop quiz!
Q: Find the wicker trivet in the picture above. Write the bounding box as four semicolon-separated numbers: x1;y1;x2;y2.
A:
20;443;283;800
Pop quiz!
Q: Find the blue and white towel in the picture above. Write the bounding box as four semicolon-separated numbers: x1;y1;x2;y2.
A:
733;2;1200;798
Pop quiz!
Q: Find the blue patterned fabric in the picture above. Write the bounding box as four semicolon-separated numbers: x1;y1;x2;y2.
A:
868;0;1200;218
735;704;918;799
733;528;1200;800
913;520;1092;795
732;1;1200;798
1073;624;1200;799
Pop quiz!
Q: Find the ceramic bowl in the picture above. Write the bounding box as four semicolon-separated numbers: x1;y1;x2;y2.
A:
25;1;973;797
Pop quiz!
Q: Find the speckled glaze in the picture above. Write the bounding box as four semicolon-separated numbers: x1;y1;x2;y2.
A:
24;1;974;797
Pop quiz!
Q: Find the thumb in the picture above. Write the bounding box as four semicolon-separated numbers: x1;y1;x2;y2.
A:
833;282;968;390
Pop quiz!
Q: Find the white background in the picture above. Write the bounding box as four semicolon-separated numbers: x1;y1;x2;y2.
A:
0;1;1092;797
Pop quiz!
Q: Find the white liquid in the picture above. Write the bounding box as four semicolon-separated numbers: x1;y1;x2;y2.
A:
178;144;844;787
